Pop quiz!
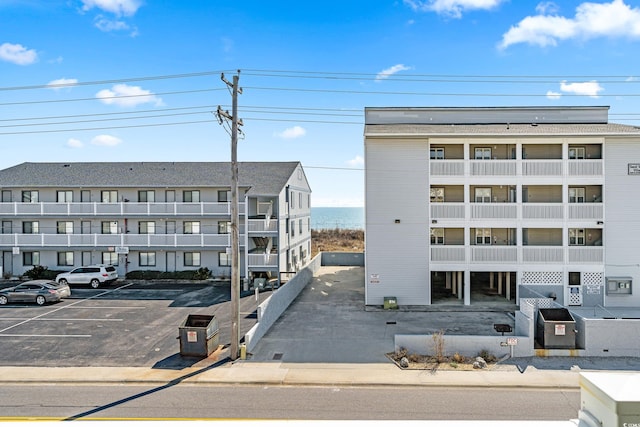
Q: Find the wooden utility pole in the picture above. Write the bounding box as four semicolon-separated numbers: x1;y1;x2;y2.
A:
217;70;242;360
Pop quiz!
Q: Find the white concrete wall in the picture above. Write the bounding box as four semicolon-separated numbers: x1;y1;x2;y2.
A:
603;137;640;307
365;137;430;306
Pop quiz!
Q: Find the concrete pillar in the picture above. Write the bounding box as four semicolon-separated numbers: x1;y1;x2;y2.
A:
458;271;463;301
498;272;503;295
464;270;471;305
506;272;511;300
490;272;495;289
452;272;457;296
445;272;451;290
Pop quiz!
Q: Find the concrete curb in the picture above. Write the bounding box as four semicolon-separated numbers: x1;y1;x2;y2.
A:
0;363;587;389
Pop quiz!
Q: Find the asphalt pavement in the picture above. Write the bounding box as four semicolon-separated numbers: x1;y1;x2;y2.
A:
0;265;639;388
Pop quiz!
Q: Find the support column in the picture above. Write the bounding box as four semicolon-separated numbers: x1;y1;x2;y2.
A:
451;272;457;296
490;272;495;289
464;270;471;305
445;272;451;290
457;271;463;300
498;272;503;296
506;272;511;300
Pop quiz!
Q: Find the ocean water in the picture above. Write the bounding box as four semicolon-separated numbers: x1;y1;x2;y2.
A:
311;207;364;230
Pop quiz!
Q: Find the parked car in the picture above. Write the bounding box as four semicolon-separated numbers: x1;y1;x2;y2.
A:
56;265;118;289
0;279;71;306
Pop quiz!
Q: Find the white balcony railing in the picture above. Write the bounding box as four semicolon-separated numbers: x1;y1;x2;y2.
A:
470;203;517;220
470;160;516;176
248;253;278;267
521;160;562;176
522;204;564;220
431;203;465;220
568;203;603;220
430;246;465;262
429;160;464;176
568;160;603;176
471;246;517;262
568;246;603;263
0;233;234;248
522;246;564;263
247;218;278;233
0;201;246;217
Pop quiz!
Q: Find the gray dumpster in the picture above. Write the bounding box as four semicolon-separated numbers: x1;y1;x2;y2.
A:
179;314;219;357
536;308;576;349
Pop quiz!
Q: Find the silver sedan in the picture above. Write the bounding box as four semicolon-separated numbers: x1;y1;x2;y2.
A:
0;280;71;306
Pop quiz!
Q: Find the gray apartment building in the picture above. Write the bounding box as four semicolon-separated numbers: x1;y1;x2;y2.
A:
0;161;312;285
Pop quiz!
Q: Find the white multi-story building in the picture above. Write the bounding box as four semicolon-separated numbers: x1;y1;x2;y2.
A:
364;106;640;308
0;161;312;283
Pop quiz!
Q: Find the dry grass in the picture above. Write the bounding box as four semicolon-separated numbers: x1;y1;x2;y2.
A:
311;228;364;258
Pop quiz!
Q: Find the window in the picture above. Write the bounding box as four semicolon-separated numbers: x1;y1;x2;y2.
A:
139;221;156;234
219;252;231;266
291;191;295;209
184;221;201;234
476;228;491;245
299;193;302;208
57;251;74;266
1;190;11;202
23;251;40;266
569;147;585;159
101;190;118;203
183;190;200;202
475;188;492;203
430;147;445;160
22;190;39;203
184;252;201;267
102;252;118;266
57;190;73;202
569;228;585;245
138;190;155;202
299;219;303;234
430;228;444;245
22;221;39;234
57;221;73;234
218;221;231;234
139;252;156;266
291;219;295;237
430;187;444;203
101;221;118;234
218;190;229;202
475;147;492;160
569;188;585;203
2;221;12;234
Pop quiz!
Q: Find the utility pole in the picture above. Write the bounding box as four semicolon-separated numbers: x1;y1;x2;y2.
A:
217;70;243;361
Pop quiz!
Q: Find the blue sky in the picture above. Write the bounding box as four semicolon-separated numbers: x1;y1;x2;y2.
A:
2;0;640;206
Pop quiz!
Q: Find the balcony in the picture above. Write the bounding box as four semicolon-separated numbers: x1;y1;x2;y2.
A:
470;246;517;262
522;246;564;263
430;246;465;262
522;204;564;220
0;201;246;217
521;160;562;176
247;218;278;233
470;160;516;176
568;203;603;220
568;246;603;263
431;203;465;220
470;203;517;220
568;160;603;176
248;253;278;267
0;233;234;248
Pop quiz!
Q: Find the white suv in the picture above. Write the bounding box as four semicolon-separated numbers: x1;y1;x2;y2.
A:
56;265;118;289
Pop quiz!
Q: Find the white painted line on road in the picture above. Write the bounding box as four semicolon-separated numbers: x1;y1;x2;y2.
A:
0;317;123;322
0;334;91;338
64;306;147;310
0;282;135;335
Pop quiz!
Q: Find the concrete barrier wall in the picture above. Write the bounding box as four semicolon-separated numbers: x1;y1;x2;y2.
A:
321;252;364;266
244;254;323;352
394;334;534;359
573;315;640;357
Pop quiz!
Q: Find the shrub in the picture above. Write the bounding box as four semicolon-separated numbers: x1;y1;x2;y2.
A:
125;268;212;280
23;265;61;280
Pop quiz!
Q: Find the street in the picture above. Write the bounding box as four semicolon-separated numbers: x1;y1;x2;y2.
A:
0;384;580;421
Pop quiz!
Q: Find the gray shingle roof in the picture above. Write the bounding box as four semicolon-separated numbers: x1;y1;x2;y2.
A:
364;122;640;136
0;162;302;195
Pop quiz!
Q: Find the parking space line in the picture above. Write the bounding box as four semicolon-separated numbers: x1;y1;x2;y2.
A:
0;318;123;322
0;334;91;338
0;282;135;335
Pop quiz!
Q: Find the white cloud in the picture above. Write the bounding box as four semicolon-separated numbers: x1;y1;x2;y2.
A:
376;64;412;81
96;84;163;107
94;16;130;32
546;90;562;99
499;0;640;49
0;42;37;65
536;2;560;15
626;76;637;81
560;80;604;98
67;138;84;148
275;126;306;139
91;134;122;147
80;0;142;17
347;155;364;167
404;0;505;18
47;78;78;91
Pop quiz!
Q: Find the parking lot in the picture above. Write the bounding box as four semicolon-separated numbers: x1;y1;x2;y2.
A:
0;280;261;368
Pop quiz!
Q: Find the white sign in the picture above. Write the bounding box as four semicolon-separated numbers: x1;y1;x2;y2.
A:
555;324;566;336
369;273;380;284
506;337;518;346
186;331;198;343
115;246;129;254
